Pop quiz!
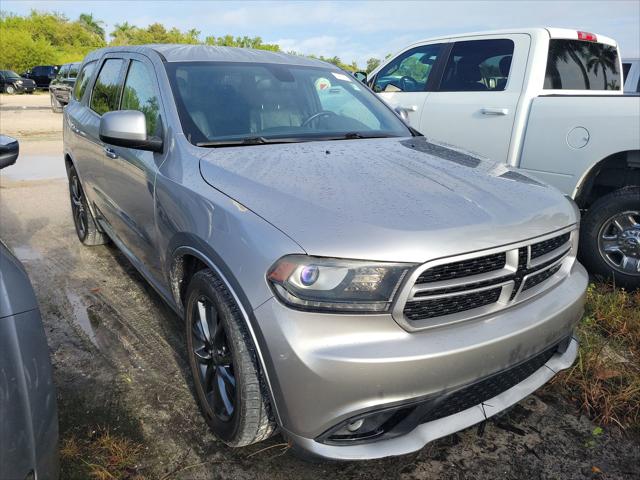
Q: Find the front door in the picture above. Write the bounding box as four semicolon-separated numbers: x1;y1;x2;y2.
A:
420;34;530;162
99;55;166;280
370;43;448;127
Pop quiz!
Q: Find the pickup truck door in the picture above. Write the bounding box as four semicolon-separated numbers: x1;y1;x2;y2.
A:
369;42;449;127
420;34;530;162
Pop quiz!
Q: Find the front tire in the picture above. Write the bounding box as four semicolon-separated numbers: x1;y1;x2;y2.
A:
579;187;640;289
67;164;108;245
5;84;16;95
185;269;275;447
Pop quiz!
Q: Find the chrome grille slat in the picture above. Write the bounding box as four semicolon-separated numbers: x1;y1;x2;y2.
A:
397;229;576;328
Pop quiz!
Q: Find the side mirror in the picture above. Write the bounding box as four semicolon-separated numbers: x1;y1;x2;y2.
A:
0;135;19;169
353;71;367;82
99;110;163;153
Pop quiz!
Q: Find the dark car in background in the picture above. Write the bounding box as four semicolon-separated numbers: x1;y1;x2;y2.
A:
0;135;60;480
22;65;60;89
49;62;80;112
0;70;36;94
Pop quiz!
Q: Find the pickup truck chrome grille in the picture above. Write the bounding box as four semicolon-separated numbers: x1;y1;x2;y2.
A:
395;228;576;330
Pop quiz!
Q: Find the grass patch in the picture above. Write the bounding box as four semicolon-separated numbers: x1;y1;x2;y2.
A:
549;282;640;432
61;428;147;480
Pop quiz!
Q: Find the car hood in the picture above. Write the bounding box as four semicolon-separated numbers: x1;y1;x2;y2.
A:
199;137;577;263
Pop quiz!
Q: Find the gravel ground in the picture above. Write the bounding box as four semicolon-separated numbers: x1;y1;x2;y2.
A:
0;100;638;479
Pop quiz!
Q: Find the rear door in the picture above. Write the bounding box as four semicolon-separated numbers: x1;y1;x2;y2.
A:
369;42;448;126
420;34;530;161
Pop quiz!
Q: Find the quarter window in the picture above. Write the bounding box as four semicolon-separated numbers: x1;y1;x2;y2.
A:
90;59;125;115
121;60;161;136
544;40;621;90
373;44;444;93
440;39;514;92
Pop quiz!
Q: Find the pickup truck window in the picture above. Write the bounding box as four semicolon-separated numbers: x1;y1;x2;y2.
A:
544;40;621;90
373;44;444;93
622;63;632;81
68;63;79;79
439;39;514;92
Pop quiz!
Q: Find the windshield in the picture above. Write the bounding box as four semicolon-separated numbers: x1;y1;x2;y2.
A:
2;71;21;80
165;62;411;146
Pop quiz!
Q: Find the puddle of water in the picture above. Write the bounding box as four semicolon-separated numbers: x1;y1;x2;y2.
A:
1;154;66;181
11;245;42;261
66;290;99;347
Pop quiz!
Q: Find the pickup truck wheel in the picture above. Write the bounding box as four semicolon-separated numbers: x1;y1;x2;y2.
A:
579;187;640;289
50;92;63;113
185;269;276;446
67;165;108;245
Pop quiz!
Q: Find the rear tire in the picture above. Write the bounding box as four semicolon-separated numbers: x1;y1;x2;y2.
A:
579;187;640;290
67;164;108;246
185;269;276;446
51;92;63;113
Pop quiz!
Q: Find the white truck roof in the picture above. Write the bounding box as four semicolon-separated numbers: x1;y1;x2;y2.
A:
407;27;617;48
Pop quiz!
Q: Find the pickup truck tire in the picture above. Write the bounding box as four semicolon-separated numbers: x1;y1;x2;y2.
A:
185;269;276;447
67;165;108;246
579;187;640;289
50;92;63;113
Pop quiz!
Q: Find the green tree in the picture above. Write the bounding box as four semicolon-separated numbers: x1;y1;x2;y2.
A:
79;13;105;41
366;58;380;73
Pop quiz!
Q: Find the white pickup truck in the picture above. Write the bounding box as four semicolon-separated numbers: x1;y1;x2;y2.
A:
365;28;640;288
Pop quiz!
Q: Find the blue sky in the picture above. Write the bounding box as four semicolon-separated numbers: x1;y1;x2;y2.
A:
3;1;639;64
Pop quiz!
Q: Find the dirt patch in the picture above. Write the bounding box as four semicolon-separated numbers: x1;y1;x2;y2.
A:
0;150;638;479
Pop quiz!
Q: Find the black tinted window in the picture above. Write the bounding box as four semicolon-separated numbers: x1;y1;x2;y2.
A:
545;40;620;90
622;63;631;81
90;59;125;115
440;39;514;92
121;61;161;136
373;44;443;92
74;61;97;101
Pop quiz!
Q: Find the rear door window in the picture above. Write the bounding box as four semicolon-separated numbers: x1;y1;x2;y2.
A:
373;44;444;92
90;59;125;115
544;40;621;90
73;61;97;101
439;39;515;92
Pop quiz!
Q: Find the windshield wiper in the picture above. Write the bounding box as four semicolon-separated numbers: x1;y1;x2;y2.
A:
197;136;306;148
333;132;400;140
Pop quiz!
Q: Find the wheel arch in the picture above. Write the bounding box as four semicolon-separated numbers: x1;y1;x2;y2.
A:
574;150;640;209
167;236;283;424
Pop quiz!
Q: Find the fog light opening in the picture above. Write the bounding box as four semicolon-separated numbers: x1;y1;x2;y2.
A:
346;418;365;432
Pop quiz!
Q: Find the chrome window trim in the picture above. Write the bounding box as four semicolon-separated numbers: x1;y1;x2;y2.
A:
392;225;578;332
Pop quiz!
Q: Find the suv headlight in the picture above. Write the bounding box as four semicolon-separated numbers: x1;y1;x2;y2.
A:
267;255;413;313
16;80;23;85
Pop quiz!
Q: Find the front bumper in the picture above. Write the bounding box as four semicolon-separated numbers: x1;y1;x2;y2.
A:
253;261;587;460
15;84;36;93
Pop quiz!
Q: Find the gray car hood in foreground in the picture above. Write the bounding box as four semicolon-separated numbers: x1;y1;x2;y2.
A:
199;137;577;263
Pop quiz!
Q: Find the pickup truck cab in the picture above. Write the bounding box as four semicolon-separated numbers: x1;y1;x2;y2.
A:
368;28;640;288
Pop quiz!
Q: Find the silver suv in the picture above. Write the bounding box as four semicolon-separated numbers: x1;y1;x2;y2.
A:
63;45;588;460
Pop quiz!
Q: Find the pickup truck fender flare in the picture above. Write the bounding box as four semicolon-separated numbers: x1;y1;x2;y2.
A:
572;150;640;205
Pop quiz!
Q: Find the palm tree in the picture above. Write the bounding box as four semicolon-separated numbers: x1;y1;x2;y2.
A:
586;43;619;89
79;13;105;41
547;40;590;89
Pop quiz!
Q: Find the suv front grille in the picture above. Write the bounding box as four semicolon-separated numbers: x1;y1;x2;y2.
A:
415;252;506;284
399;230;573;326
404;288;501;320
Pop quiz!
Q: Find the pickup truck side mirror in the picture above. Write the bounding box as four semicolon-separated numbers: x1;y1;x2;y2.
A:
0;135;19;169
99;110;163;153
353;71;367;82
